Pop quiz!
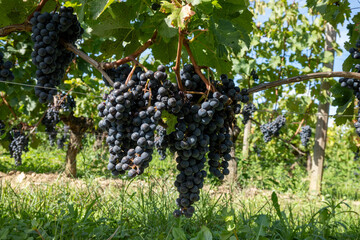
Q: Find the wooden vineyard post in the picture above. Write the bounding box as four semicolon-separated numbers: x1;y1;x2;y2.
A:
309;23;336;195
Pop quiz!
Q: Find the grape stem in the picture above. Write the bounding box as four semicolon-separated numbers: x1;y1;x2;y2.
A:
132;59;148;72
184;91;205;95
247;71;360;94
30;110;47;134
249;117;261;126
56;87;75;108
0;24;32;37
27;0;51;21
100;30;158;69
61;41;115;87
173;28;185;92
0;93;18;120
279;137;306;156
125;64;137;85
199;65;215;81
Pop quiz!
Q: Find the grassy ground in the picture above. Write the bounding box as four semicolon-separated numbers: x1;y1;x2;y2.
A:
0;141;360;239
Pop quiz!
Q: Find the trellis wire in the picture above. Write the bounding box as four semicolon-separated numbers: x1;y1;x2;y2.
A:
0;80;102;98
1;79;360;118
254;109;359;118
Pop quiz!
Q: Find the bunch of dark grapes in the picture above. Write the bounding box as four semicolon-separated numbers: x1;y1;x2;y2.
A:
242;103;257;124
57;125;70;149
250;69;259;81
9;130;29;166
42;106;60;146
340;40;360;136
98;64;168;178
300;125;311;147
0;120;5;137
170;65;248;217
339;75;360;100
151;3;161;11
0;51;14;82
56;93;76;112
102;64;132;87
30;7;83;103
99;63;249;218
349;39;360;59
340;72;360;137
260;115;286;143
155;125;168;160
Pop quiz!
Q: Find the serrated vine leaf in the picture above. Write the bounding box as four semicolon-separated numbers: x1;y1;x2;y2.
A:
161;2;195;29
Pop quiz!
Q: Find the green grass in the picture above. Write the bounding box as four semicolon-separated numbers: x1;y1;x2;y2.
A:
0;177;359;239
1;140;360;239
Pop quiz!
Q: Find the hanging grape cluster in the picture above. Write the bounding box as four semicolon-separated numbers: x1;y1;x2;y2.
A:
42;106;60;146
0;120;5;137
56;93;76;112
242;103;257;124
30;7;83;103
9;130;29;166
98;63;249;218
300;125;311;147
349;39;360;60
0;51;14;82
339;39;360;137
98;65;168;178
260;115;286;142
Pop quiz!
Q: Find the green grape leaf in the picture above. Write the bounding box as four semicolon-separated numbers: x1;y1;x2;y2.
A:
158;21;178;41
89;2;134;37
187;0;212;6
89;0;115;20
335;100;354;126
152;37;178;64
161;110;177;134
29;134;41;149
306;0;350;25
